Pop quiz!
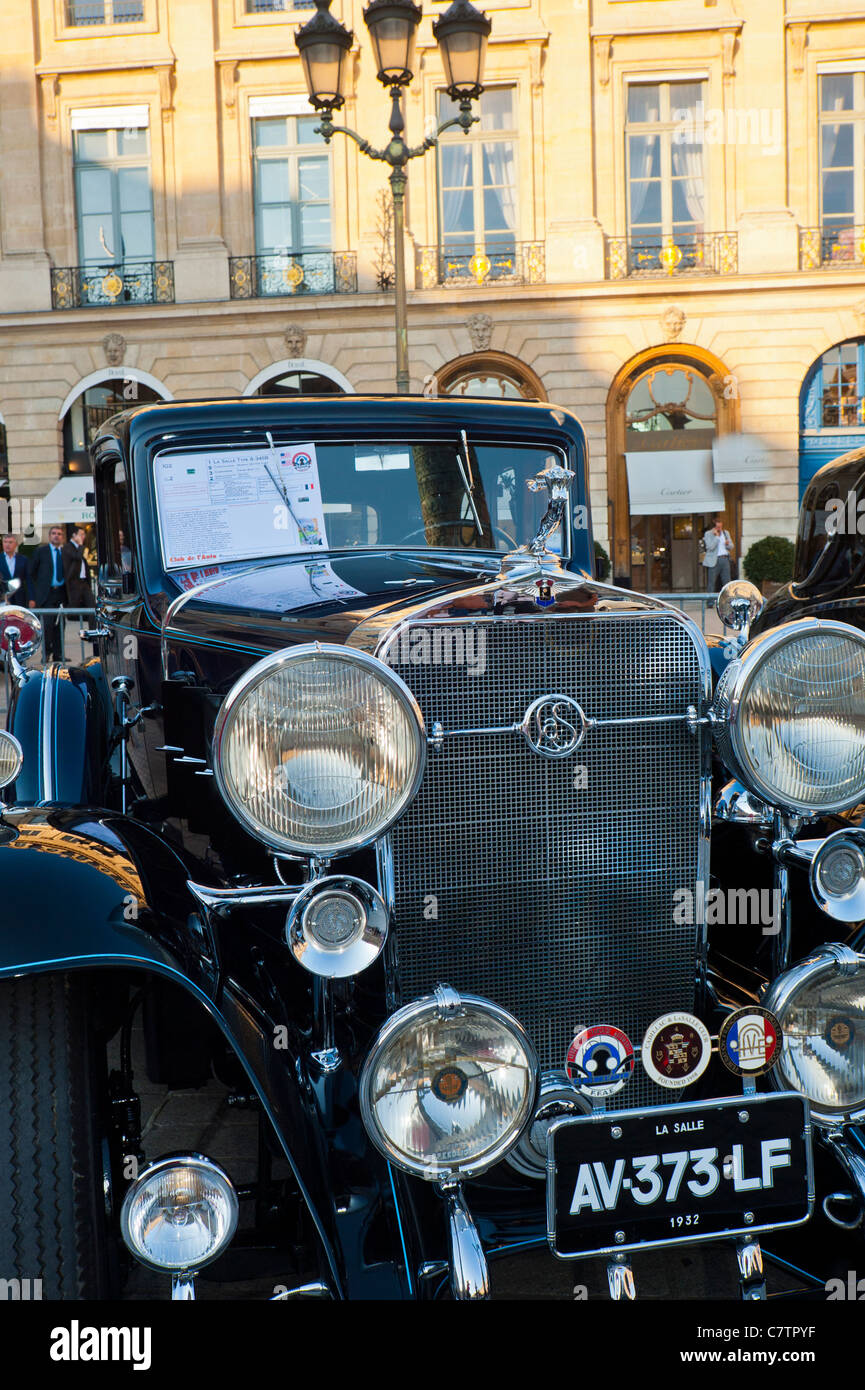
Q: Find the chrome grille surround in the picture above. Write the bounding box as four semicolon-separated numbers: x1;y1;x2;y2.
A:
378;605;712;1110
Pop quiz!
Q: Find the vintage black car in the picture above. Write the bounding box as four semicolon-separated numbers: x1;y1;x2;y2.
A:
0;394;863;1302
752;444;865;639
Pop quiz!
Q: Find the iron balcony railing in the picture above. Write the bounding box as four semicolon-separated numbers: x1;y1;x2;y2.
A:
607;232;738;279
229;252;357;299
416;242;546;289
800;225;865;270
51;262;175;309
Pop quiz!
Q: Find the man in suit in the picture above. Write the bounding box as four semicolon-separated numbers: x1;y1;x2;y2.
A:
702;514;735;593
1;533;30;604
29;524;68;660
63;526;94;610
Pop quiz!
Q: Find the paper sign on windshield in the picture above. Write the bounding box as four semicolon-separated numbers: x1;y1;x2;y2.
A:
154;444;328;568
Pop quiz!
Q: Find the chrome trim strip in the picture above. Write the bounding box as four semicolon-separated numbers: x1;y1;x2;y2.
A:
40;664;55;803
187;880;300;914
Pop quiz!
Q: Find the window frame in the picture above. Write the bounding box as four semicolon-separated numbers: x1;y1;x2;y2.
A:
819;70;865;232
435;85;520;253
73;125;155;269
624;77;708;243
251;113;333;256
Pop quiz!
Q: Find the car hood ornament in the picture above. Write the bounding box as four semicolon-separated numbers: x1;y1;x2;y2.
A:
499;456;576;575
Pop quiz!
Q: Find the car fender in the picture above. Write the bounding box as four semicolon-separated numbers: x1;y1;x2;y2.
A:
5;660;112;805
0;808;370;1298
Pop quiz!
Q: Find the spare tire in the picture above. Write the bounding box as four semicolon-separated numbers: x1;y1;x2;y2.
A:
0;973;114;1299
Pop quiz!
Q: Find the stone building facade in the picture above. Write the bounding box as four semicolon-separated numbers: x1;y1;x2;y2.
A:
1;0;865;588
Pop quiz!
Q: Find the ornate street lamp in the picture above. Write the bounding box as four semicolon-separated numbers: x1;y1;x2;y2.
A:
295;0;491;393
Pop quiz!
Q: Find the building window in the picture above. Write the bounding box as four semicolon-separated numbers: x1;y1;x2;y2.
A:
252;369;344;396
253;115;331;256
436;87;518;264
436;352;545;401
245;1;313;10
74;126;154;270
63;380;162;476
820;73;865;239
626;81;706;260
65;1;144;24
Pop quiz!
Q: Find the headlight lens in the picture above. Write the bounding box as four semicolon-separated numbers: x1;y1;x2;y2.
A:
713;619;865;813
360;988;538;1180
120;1156;238;1272
0;732;23;789
213;644;426;855
764;947;865;1125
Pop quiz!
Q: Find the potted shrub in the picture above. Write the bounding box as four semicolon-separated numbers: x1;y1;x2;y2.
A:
594;540;611;581
743;535;795;598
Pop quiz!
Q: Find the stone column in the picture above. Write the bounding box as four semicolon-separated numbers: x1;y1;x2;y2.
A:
0;1;51;310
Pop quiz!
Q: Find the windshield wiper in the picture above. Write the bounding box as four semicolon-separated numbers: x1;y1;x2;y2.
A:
262;430;306;539
456;429;484;538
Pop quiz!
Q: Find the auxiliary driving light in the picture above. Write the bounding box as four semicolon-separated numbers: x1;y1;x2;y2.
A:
360;986;538;1180
763;945;865;1126
810;829;865;923
120;1155;238;1273
286;875;388;978
0;731;23;790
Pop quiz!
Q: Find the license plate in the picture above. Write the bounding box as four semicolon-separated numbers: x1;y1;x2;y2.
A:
547;1092;813;1258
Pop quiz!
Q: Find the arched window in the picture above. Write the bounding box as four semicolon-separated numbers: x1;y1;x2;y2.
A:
253;369;345;396
436;352;545;401
62;377;164;475
607;346;739;591
799;339;865;501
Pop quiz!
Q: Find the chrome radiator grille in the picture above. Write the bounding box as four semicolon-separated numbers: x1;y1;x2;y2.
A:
384;610;707;1109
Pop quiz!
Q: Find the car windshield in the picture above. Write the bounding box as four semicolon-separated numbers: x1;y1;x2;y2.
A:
152;439;565;570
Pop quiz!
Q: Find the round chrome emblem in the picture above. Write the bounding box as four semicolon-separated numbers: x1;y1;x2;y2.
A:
521;694;588;759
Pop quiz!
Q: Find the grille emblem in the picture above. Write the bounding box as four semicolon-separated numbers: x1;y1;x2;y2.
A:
521;694;588;759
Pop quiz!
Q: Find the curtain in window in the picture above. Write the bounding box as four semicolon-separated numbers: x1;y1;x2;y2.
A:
482;141;517;238
670;141;704;227
628;134;658;225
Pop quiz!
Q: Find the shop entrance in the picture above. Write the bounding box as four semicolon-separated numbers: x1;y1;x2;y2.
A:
607;347;741;589
630;512;720;592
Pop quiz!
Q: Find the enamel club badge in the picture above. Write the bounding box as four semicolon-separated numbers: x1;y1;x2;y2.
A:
642;1012;711;1090
719;1007;782;1077
565;1024;635;1099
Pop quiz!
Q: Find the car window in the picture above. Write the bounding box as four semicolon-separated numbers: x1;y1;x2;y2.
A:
795;473;865;587
152;439;565;570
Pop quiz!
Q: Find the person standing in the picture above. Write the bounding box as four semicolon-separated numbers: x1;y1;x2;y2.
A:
1;533;30;604
702;514;735;593
30;524;68;660
63;526;95;610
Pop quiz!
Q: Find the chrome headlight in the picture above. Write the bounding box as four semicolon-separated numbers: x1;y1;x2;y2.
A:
286;875;388;978
0;732;23;789
764;945;865;1126
713;619;865;813
213;644;426;856
120;1155;238;1273
360;987;538;1180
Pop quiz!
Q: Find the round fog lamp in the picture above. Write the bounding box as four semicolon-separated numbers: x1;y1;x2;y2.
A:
764;945;865;1126
360;987;538;1180
810;830;865;923
0;732;23;790
120;1155;238;1273
287;876;388;978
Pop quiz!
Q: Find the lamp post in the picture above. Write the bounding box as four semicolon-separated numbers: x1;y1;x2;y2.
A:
295;0;491;393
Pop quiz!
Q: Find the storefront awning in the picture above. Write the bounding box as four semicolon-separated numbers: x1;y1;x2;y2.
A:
625;449;725;516
39;477;95;526
712;433;773;483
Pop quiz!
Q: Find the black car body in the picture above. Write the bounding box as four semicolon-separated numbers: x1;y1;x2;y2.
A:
0;394;863;1302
